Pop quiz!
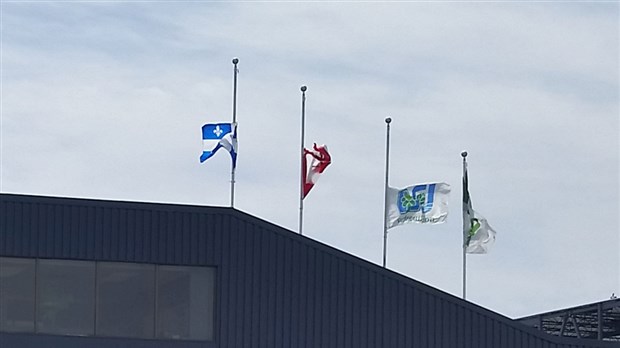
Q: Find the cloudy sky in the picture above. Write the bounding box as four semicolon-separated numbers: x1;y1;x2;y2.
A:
1;1;618;319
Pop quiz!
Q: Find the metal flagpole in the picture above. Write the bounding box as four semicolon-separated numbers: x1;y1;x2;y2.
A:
461;150;468;300
382;117;392;268
299;86;307;235
230;57;239;208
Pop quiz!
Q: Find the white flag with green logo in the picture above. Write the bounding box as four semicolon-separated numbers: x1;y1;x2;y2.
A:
386;182;451;229
463;161;496;254
464;210;496;254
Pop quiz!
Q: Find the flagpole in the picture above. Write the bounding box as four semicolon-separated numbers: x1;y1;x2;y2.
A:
299;85;307;235
461;150;468;300
382;117;392;268
230;57;239;208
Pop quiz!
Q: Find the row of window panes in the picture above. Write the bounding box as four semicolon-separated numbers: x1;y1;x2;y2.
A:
0;257;214;341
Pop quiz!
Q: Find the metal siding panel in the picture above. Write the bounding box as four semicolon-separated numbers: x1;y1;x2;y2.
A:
189;213;199;265
81;206;93;259
267;229;278;348
165;211;175;264
376;274;385;347
306;247;317;348
320;255;332;348
238;221;251;347
256;227;268;347
7;203;23;255
427;290;436;348
118;208;128;260
372;272;382;347
508;326;515;348
493;319;501;348
221;218;232;347
398;284;410;347
111;207;122;260
13;202;25;256
41;203;49;256
344;260;354;348
100;207;111;259
434;297;442;348
52;205;62;257
295;242;307;348
421;290;429;347
403;285;412;348
274;232;285;348
486;317;494;348
226;220;238;348
475;311;482;348
465;307;474;348
0;199;6;254
515;327;522;348
126;209;136;261
358;267;372;348
29;203;40;257
247;226;260;347
412;287;420;347
213;215;223;266
335;257;346;348
350;264;361;348
198;213;208;265
282;236;293;348
391;277;399;347
203;214;213;265
145;209;155;262
309;247;318;347
449;300;458;348
474;312;482;348
180;212;189;263
20;202;29;255
288;239;300;348
39;204;49;257
389;279;399;348
133;209;144;262
156;211;166;263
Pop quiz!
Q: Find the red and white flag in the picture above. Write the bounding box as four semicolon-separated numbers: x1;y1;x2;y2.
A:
302;143;331;199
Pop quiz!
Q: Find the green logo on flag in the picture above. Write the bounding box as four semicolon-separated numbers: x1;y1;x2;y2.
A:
466;218;480;246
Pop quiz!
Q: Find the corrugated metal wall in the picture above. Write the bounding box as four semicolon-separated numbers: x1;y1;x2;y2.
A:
1;194;617;348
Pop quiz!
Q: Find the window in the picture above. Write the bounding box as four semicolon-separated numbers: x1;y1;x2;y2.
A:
0;258;215;341
0;257;35;332
156;266;215;340
36;259;95;336
96;262;155;338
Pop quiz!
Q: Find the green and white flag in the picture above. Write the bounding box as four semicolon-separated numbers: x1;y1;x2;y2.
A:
463;161;496;254
386;182;451;229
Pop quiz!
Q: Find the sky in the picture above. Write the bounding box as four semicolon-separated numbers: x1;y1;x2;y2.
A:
1;1;618;319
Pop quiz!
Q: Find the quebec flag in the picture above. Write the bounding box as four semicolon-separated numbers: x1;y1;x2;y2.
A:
386;182;451;229
200;123;237;168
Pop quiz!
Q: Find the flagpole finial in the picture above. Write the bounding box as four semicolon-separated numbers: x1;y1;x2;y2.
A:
385;117;392;124
301;85;307;92
461;151;468;158
232;57;239;64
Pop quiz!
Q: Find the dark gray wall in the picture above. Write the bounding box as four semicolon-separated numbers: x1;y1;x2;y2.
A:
1;194;616;348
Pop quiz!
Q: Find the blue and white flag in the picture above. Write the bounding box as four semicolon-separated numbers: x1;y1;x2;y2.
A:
386;182;451;229
200;123;237;168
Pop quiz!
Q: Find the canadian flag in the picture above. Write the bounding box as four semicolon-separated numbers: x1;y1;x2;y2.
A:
302;143;331;199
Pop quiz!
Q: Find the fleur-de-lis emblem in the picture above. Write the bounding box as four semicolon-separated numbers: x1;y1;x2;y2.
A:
213;125;223;137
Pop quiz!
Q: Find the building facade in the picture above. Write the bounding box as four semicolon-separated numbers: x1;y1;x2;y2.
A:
0;193;616;348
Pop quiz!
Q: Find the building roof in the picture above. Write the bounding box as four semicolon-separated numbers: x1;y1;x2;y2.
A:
518;298;620;342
